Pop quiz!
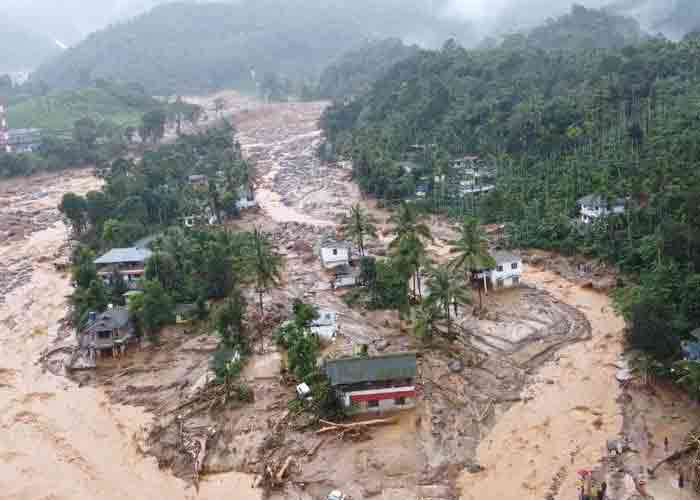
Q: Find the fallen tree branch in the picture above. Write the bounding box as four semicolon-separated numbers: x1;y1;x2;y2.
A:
316;417;397;434
276;456;294;482
476;399;493;423
649;445;697;476
306;438;326;460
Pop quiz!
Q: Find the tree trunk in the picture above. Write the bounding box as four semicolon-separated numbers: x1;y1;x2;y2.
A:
416;269;422;298
258;290;264;316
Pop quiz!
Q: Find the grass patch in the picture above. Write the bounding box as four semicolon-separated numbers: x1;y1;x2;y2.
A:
6;83;159;130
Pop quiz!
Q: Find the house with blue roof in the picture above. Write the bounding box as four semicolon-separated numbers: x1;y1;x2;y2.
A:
94;247;153;290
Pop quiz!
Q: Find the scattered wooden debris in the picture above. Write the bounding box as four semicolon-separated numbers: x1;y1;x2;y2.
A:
255;455;296;490
177;416;216;490
316;417;397;437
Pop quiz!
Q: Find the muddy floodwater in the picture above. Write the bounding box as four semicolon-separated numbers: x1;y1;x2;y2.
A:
0;170;259;500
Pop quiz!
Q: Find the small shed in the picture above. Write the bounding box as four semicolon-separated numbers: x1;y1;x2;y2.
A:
320;238;351;270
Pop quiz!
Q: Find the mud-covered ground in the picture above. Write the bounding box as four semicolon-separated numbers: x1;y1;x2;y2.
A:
58;96;603;500
6;93;699;500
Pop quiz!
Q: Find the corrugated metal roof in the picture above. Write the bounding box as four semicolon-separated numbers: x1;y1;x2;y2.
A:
491;250;520;264
84;307;130;333
94;248;153;265
578;194;626;207
324;353;417;386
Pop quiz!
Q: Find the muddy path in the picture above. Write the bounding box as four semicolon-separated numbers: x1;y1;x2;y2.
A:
0;169;259;500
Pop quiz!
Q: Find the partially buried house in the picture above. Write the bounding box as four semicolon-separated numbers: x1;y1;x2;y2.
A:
82;307;135;359
324;353;418;415
320;238;358;288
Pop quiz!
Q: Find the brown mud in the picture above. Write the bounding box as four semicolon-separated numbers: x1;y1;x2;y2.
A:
3;93;697;500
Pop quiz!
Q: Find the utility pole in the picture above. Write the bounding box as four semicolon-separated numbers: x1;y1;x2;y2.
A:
0;99;10;153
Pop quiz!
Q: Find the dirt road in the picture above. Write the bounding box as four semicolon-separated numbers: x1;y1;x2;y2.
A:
0;169;259;500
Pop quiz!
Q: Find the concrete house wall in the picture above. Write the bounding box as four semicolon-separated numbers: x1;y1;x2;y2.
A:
321;245;350;268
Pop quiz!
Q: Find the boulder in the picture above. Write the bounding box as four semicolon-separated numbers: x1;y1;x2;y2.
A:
374;339;389;351
448;359;464;373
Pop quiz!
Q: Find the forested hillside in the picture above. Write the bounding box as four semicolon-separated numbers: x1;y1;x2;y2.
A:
321;5;700;371
508;3;646;50
318;39;421;100
32;0;472;95
608;0;700;39
0;16;61;72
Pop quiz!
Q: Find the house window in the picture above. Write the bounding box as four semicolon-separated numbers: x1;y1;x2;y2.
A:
497;265;504;272
395;397;406;406
332;249;338;255
511;262;518;270
97;331;111;340
367;399;379;408
513;276;520;285
496;278;504;288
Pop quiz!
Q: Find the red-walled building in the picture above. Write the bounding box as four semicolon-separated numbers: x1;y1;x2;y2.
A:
324;352;417;415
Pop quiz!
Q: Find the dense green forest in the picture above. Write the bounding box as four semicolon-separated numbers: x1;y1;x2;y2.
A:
498;3;646;50
32;0;473;95
321;5;700;379
317;39;421;100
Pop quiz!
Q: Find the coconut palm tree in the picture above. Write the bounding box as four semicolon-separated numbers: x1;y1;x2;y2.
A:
340;203;378;257
448;216;496;310
426;264;471;336
413;300;443;343
246;228;283;315
389;202;433;298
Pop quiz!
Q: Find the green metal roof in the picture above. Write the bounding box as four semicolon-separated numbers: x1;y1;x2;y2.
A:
324;352;417;386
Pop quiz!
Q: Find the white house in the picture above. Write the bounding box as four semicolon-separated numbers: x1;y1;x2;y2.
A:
487;251;522;289
310;309;339;344
578;194;626;224
236;184;257;210
320;238;351;270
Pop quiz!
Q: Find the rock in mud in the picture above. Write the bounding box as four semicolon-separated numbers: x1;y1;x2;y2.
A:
448;360;464;373
465;463;485;474
374;339;389;351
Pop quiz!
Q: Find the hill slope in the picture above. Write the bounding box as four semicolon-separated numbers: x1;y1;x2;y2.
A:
318;39;422;100
6;80;159;130
0;17;61;72
33;0;474;95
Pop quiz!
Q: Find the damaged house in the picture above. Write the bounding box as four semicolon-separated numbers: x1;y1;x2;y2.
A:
81;307;136;359
324;353;418;415
310;309;339;344
320;238;358;288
